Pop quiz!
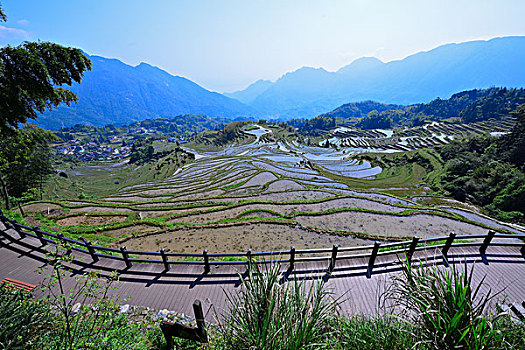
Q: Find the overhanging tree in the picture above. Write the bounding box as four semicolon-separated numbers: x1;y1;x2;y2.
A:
0;42;92;131
0;5;91;208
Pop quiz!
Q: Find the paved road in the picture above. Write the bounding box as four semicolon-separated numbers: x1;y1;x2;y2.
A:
1;222;524;321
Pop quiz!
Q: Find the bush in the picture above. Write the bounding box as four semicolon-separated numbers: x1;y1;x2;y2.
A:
0;284;51;349
36;245;162;350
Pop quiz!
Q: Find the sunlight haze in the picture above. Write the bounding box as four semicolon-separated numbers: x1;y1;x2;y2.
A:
1;0;524;92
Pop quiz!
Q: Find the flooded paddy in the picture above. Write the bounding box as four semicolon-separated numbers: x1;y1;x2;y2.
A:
36;122;524;255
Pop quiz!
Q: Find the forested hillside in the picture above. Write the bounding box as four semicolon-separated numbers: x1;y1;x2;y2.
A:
438;104;525;222
297;88;525;133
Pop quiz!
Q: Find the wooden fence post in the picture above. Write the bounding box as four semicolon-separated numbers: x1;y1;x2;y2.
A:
79;236;99;263
160;248;170;271
480;230;496;255
203;249;210;274
160;299;208;349
246;249;252;269
406;236;420;263
56;232;72;255
120;246;132;269
12;222;26;239
193;300;208;343
328;244;338;272
367;241;380;278
56;232;66;245
32;226;47;246
442;231;456;257
2;217;14;231
289;246;296;270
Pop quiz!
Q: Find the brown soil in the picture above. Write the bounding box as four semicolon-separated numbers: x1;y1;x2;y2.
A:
22;203;62;212
105;195;172;202
56;215;128;226
119;223;369;253
173;189;225;200
295;212;488;238
138;206;226;218
101;224;159;239
69;206;134;213
266;180;304;191
239;172;278;188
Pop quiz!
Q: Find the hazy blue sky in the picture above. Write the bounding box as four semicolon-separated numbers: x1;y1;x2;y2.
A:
1;0;524;92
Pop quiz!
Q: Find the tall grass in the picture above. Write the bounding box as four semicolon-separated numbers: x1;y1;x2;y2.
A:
329;315;418;350
216;262;338;350
386;258;503;350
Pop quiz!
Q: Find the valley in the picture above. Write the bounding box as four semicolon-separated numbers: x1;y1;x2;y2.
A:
16;118;523;256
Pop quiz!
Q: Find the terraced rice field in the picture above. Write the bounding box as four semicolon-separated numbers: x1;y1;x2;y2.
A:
31;124;524;254
329;117;516;152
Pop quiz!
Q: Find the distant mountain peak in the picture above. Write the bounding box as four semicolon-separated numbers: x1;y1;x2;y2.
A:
136;61;154;68
287;66;328;75
224;79;274;104
337;56;384;74
36;54;255;129
351;56;383;65
244;36;525;117
276;66;331;84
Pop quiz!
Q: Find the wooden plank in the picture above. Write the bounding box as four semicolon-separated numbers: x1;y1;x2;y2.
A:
1;277;37;292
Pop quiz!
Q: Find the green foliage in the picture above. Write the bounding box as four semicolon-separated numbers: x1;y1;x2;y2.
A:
215;120;251;145
298;116;335;136
0;284;52;349
329;315;417;350
460;88;525;123
0;39;91;131
1;208;27;225
357;110;393;129
386;259;502;350
0;4;6;21
215;262;337;350
36;245;165;349
301;88;525;133
438;126;525;222
316;100;404;121
498;104;525;170
1;251;524;349
0;125;58;209
130;139;155;164
57;114;227;143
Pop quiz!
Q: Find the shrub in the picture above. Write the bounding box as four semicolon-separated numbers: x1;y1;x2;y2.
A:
36;245;163;350
0;284;51;349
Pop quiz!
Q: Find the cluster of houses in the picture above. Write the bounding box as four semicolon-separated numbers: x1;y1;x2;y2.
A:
54;134;189;162
55;140;132;161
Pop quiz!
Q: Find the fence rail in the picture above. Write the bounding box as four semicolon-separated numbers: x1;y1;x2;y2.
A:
1;211;524;277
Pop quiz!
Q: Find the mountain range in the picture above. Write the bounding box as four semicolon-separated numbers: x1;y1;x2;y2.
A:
36;55;255;129
37;36;525;129
230;36;525;118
